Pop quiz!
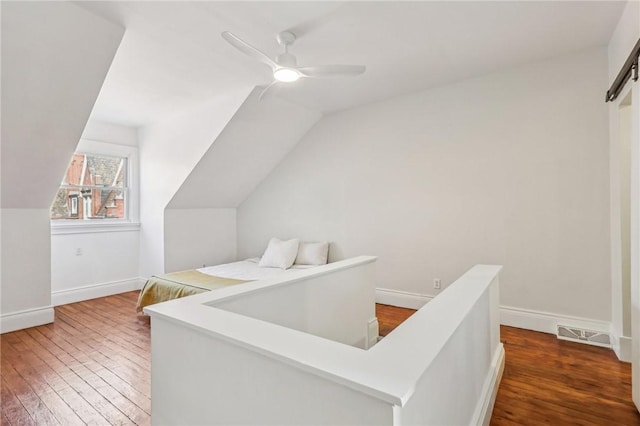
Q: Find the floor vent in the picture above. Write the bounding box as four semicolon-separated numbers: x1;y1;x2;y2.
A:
557;325;611;348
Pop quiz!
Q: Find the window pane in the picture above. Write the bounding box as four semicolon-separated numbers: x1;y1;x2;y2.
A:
53;151;127;220
62;153;125;188
62;153;85;185
51;187;126;220
51;188;72;219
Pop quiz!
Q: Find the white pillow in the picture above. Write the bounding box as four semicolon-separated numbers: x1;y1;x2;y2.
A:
294;241;329;266
259;238;300;269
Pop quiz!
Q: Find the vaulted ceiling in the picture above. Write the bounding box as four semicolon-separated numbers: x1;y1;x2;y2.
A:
77;1;626;127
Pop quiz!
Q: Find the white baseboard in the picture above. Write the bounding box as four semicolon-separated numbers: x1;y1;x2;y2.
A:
610;327;632;362
375;288;433;309
471;343;505;426
375;289;613;349
366;317;379;349
52;277;145;306
1;305;55;334
500;304;610;335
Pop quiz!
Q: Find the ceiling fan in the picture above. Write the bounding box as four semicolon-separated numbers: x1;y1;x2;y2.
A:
221;30;366;100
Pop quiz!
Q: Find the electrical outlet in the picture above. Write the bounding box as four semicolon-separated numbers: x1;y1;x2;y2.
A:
433;278;441;289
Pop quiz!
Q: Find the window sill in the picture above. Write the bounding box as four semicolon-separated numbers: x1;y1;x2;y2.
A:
51;221;141;235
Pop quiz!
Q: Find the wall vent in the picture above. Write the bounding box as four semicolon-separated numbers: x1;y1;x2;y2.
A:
557;325;610;348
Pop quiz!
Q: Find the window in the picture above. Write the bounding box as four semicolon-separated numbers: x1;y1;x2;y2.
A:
51;152;129;220
50;140;139;235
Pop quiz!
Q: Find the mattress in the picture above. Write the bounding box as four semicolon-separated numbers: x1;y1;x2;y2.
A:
197;258;315;280
136;258;315;312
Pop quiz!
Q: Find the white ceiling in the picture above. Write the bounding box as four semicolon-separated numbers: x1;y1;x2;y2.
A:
167;87;322;209
77;1;626;127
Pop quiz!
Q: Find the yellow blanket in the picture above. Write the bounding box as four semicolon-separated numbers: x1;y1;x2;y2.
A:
136;269;249;312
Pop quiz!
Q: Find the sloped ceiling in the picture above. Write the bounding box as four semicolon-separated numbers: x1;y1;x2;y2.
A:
1;1;124;208
167;87;322;209
78;1;626;127
53;0;625;214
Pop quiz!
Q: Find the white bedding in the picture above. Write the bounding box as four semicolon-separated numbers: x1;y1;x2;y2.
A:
197;258;315;281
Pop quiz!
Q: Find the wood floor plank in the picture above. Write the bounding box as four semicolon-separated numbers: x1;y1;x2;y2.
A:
1;409;11;426
1;338;85;426
11;330;111;426
0;361;60;425
0;376;36;426
52;311;150;372
48;313;152;397
2;294;638;425
29;323;147;424
56;307;151;362
376;303;415;337
491;325;640;425
58;302;149;351
60;299;151;348
22;327;136;426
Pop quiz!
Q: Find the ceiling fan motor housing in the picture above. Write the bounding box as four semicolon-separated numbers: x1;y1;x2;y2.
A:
276;52;297;68
276;31;296;47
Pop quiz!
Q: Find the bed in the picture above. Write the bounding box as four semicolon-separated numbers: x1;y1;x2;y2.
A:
137;238;328;312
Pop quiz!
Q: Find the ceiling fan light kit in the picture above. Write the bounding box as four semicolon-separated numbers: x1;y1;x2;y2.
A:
221;30;366;99
274;68;300;83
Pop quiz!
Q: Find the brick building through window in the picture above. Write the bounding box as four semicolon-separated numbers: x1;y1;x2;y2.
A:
51;152;127;220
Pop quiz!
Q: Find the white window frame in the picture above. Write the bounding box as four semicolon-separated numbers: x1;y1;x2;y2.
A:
51;139;140;235
70;196;78;215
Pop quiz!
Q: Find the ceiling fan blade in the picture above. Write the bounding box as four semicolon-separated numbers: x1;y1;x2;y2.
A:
221;31;277;70
298;65;366;78
258;81;279;101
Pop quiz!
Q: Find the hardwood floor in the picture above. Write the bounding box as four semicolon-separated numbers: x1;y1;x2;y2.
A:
375;303;416;337
492;326;640;425
1;294;638;425
1;292;150;426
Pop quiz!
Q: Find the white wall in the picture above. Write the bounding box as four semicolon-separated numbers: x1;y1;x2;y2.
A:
138;89;251;278
1;2;124;209
164;209;236;273
160;89;320;275
146;258;390;426
50;121;141;306
0;2;124;332
50;229;141;306
611;94;634;360
145;260;502;425
607;1;640;85
167;88;322;209
606;0;640;406
238;48;611;323
1;210;53;331
620;102;632;339
82;119;139;147
393;266;502;425
151;318;393;426
213;258;377;349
